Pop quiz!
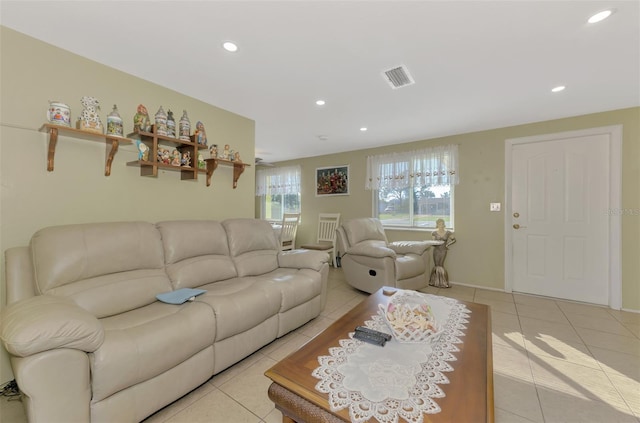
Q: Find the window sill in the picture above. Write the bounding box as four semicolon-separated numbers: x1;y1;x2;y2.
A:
381;225;436;233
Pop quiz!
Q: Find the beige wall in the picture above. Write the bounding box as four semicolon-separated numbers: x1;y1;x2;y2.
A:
0;27;255;382
271;107;639;311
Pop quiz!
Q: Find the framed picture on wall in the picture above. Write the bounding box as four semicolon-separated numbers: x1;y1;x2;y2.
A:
316;165;349;196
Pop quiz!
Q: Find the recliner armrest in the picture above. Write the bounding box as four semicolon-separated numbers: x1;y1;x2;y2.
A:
388;241;433;256
347;241;397;259
1;295;104;357
278;249;328;271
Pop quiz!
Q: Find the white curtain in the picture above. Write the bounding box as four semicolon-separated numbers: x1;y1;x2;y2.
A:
256;165;301;196
365;144;459;190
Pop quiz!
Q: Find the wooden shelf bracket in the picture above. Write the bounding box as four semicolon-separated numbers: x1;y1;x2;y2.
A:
40;123;131;176
204;158;250;188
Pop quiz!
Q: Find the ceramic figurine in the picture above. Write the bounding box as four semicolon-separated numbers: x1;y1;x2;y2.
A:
47;101;71;127
221;144;231;160
154;106;168;136
133;104;152;132
209;144;218;158
76;96;104;134
135;140;150;161
166;109;176;138
233;151;241;162
181;151;191;167
194;121;207;146
179;110;191;141
106;104;124;136
198;153;205;169
171;149;181;166
429;218;456;288
161;148;171;164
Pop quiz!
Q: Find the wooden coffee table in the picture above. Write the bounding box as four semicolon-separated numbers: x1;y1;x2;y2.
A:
265;287;494;423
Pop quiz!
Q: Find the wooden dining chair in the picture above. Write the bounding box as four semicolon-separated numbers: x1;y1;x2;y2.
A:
279;213;301;251
300;213;341;266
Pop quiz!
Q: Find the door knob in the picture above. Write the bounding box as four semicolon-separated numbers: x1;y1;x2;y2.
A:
513;212;520;218
513;224;520;229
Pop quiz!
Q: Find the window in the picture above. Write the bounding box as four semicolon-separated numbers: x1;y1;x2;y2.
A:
256;165;301;221
366;145;459;229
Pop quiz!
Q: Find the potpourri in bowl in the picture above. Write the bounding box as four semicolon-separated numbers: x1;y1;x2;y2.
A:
378;292;443;343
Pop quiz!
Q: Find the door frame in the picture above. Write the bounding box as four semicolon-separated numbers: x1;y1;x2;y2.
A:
504;125;622;309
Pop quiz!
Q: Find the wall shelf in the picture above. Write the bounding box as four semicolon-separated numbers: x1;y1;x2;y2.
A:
204;158;250;188
126;127;206;181
40;123;132;176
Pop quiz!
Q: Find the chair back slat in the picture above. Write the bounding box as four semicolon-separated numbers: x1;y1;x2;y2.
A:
279;213;301;250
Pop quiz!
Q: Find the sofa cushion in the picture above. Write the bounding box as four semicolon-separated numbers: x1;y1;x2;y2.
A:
343;218;388;246
257;268;323;313
223;219;279;277
91;301;215;402
157;220;237;289
30;222;170;317
194;279;281;341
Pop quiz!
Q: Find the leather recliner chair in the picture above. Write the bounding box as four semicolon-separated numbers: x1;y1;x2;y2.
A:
336;218;434;293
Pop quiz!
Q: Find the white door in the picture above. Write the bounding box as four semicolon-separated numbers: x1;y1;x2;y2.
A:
510;133;610;304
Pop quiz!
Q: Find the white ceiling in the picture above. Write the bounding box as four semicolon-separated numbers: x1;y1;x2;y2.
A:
2;1;639;163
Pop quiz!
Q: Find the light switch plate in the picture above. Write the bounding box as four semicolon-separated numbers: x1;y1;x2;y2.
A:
490;203;501;212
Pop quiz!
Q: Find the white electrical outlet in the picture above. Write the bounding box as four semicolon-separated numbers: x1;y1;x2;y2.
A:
490;203;501;212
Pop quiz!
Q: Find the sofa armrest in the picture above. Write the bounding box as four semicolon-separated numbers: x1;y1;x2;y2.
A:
278;250;328;271
347;241;397;259
1;295;104;357
388;241;434;256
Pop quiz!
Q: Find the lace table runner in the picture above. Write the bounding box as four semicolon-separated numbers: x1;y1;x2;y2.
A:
312;292;470;423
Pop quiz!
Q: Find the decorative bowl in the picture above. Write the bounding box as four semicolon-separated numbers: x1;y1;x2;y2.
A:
378;292;443;343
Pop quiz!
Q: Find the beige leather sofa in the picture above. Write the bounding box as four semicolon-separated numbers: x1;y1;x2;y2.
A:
336;218;433;294
0;219;329;422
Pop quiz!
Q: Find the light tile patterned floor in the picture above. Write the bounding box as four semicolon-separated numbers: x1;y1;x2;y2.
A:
2;267;639;422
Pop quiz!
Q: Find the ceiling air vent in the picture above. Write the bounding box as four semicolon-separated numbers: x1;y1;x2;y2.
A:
382;65;415;89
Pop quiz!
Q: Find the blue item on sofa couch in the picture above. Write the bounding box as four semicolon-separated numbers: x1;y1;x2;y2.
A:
156;288;206;304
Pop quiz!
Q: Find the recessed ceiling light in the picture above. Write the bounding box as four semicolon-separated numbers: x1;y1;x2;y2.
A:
588;10;613;24
315;100;326;106
551;86;566;93
360;127;368;132
222;41;238;52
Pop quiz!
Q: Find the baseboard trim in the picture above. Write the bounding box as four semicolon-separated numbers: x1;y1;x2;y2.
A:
449;281;640;314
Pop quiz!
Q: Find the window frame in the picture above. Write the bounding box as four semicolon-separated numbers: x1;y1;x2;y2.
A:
256;165;302;222
260;191;301;223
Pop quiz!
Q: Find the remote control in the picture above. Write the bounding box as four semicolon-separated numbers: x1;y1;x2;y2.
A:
355;326;392;342
353;330;387;346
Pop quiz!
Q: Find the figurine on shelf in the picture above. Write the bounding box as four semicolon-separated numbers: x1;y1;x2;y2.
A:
221;144;231;160
106;104;124;136
166;109;176;138
233;151;241;162
194;121;207;146
179;110;191;141
181;151;191;167
197;153;205;169
47;101;71;127
209;144;218;159
133;104;152;132
76;96;104;134
135;140;149;161
161;148;171;165
171;149;181;166
155;106;168;136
